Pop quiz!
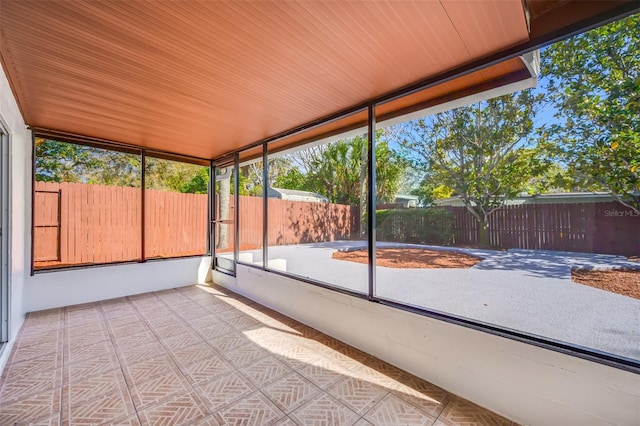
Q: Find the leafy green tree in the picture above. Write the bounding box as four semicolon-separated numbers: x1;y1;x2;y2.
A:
397;90;545;246
541;13;639;213
35;138;141;186
283;133;406;205
145;158;209;194
36;138;209;193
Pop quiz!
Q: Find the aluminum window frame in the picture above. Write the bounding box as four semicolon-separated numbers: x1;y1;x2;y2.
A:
30;133;212;274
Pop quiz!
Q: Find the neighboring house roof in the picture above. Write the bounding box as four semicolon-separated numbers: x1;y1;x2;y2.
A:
394;194;419;202
433;192;616;207
267;187;329;203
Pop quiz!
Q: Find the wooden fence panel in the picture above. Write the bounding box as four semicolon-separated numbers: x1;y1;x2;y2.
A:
441;202;639;256
35;182;211;268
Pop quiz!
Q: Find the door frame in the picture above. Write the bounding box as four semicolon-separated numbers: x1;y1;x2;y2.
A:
0;120;11;344
212;155;238;275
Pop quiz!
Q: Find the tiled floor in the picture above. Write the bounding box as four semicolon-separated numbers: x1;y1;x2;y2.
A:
0;284;517;425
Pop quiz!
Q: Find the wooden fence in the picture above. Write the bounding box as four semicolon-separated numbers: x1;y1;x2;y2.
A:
234;196;360;250
446;202;640;256
34;182;360;268
379;203;639;256
36;181;636;268
34;182;207;268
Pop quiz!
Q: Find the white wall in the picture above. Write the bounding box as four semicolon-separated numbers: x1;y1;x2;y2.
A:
214;266;640;426
0;62;30;371
25;257;212;312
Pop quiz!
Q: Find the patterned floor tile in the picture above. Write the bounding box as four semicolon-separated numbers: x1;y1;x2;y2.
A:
114;329;159;347
192;414;223;425
224;342;270;368
226;314;261;331
364;393;435;425
169;341;220;369
63;368;129;407
272;416;297;426
289;393;360;426
129;371;192;410
122;354;181;386
109;414;142;425
107;313;143;328
67;312;103;328
391;374;451;417
195;370;255;412
66;326;111;348
25;308;64;323
66;302;99;313
110;321;150;339
20;320;64;337
204;301;235;315
174;306;211;321
1;352;63;380
116;340;168;365
263;373;321;413
62;389;136;424
144;313;182;329
240;356;292;387
196;322;234;340
179;354;234;385
327;376;389;415
13;328;63;349
66;339;115;365
8;337;64;365
274;344;322;370
64;352;120;384
214;308;248;322
26;413;62;426
138;391;209;426
0;367;62;404
153;322;194;340
208;332;251;352
66;320;107;336
350;363;405;389
160;331;204;350
183;314;221;330
0;285;514;426
0;387;61;425
99;298;131;312
297;355;348;389
437;397;512;426
102;306;137;320
243;328;296;349
213;391;285;426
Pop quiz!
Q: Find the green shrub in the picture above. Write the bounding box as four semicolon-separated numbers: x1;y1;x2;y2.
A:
376;208;454;245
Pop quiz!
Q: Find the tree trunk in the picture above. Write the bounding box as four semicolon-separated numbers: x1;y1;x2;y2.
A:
359;140;368;238
477;220;490;247
218;177;230;250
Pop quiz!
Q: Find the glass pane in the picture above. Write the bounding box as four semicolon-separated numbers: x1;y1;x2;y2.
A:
215;164;235;272
33;137;141;269
267;115;369;294
373;14;640;362
144;156;209;259
238;156;264;266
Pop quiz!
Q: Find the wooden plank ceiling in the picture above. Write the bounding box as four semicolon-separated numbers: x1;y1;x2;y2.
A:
0;1;533;159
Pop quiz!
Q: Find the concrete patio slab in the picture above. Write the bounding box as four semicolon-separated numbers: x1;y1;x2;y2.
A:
239;241;640;360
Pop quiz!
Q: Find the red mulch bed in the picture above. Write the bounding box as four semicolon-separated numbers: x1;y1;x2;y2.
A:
571;269;640;300
332;248;482;269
